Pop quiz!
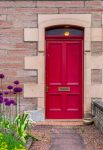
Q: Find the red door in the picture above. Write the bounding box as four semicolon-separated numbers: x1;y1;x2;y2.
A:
46;39;83;119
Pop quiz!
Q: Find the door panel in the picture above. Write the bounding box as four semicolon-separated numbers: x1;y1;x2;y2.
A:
47;43;62;85
46;39;83;119
66;41;82;84
48;94;62;111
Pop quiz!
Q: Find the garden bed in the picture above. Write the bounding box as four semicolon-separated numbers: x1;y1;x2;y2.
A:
28;127;51;150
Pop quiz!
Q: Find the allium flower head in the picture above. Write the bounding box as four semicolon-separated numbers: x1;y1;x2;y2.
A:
0;97;3;103
5;100;11;106
18;87;23;92
0;92;3;96
13;87;23;93
10;99;17;105
0;96;3;100
0;74;4;79
14;80;19;85
10;99;14;104
4;98;9;102
0;99;3;104
7;85;13;90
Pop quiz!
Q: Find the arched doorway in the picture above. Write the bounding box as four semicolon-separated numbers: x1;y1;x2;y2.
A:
45;25;84;119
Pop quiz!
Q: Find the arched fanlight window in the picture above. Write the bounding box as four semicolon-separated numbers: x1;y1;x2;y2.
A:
46;25;84;37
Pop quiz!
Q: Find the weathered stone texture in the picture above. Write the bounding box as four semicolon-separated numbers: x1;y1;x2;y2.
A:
37;1;84;8
92;101;103;134
91;69;102;84
92;12;102;27
91;41;102;55
20;98;38;112
0;1;36;8
85;1;102;8
59;8;101;14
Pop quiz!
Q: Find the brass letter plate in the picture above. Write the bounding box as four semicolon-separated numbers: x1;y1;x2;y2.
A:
58;87;70;92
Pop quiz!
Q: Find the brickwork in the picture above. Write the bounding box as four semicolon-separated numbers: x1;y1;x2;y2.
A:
0;0;102;115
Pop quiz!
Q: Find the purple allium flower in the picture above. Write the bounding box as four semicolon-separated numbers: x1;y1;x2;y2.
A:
4;91;9;95
0;99;3;104
5;100;11;106
18;87;23;92
13;87;19;93
7;85;13;90
0;92;3;96
0;74;4;79
14;80;19;85
10;99;17;105
10;99;14;104
0;96;3;99
4;98;9;102
0;96;3;102
13;87;23;93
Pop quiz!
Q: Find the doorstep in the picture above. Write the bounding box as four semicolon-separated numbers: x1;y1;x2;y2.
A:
34;120;83;126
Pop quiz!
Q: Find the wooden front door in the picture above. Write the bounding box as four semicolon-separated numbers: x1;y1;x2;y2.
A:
45;27;84;119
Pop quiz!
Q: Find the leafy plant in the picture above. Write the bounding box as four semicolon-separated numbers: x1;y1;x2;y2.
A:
0;132;26;150
14;113;30;143
0;74;35;148
0;113;10;129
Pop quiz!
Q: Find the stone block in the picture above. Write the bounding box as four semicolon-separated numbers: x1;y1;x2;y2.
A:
24;55;44;70
24;109;45;122
91;28;102;41
38;98;44;109
85;1;102;8
37;1;84;8
91;69;102;84
91;41;102;55
92;12;102;28
24;28;38;42
24;83;44;98
59;8;99;14
84;41;91;51
38;14;91;27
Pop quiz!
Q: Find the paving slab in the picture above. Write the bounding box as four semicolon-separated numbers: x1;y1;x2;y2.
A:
50;128;86;150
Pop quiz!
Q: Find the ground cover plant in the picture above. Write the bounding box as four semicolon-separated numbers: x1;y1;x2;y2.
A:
0;73;34;150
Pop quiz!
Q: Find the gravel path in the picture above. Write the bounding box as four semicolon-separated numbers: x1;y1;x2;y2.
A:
81;125;103;150
29;124;103;150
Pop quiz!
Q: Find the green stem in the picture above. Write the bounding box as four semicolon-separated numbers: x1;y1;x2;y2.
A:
1;79;3;92
12;105;14;123
3;103;4;115
16;94;17;116
0;104;1;114
10;106;12;124
0;78;4;116
19;93;20;114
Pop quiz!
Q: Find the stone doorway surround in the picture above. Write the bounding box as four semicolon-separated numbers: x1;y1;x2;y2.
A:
23;14;103;121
